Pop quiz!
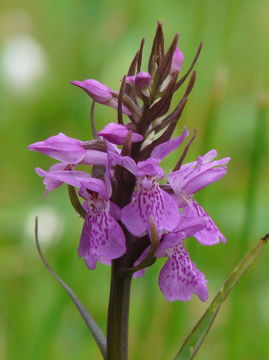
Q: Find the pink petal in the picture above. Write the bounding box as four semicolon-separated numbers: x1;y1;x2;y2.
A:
29;133;86;164
36;163;69;194
151;127;189;161
78;212;126;269
182;201;226;245
158;243;208;302
170;47;184;74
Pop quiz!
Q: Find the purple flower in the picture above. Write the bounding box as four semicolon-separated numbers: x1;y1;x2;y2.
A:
71;79;131;115
36;163;72;195
126;72;152;90
157;240;208;302
109;129;189;237
167;150;230;245
155;214;208;302
78;189;126;270
167;150;230;205
28;133;108;165
36;169;126;269
134;213;208;301
170;47;184;74
98;122;143;145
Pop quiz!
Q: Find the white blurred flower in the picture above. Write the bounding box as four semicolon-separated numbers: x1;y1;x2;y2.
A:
1;34;47;92
25;206;64;245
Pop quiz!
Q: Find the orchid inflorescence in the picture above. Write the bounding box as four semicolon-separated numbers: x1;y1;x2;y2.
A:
29;23;230;305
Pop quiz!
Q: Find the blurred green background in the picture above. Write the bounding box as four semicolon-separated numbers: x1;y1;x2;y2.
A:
1;0;269;359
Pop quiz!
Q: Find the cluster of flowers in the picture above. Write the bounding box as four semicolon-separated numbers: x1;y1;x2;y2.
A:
29;24;230;302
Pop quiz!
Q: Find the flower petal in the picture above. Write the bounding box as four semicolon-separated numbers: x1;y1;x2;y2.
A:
168;151;230;196
126;72;152;90
121;186;180;237
158;242;208;302
108;151;137;175
170;47;184;74
36;169;108;199
136;158;164;178
151;127;189;161
71;79;131;115
78;212;126;269
35;163;69;194
182;201;226;245
29;133;86;163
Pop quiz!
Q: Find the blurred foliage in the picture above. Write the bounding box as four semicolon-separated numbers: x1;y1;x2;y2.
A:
0;0;269;359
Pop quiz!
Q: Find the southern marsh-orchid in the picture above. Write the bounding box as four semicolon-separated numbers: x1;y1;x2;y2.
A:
29;23;243;360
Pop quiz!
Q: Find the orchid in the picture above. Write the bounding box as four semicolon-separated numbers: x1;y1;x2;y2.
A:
28;23;255;360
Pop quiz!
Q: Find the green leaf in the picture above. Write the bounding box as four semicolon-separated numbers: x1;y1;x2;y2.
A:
35;217;107;359
174;234;269;360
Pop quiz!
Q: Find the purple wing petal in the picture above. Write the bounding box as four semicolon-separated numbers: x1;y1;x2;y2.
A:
160;189;181;232
168;151;230;196
183;201;226;245
158;242;208;302
108;151;137;175
155;215;206;258
36;163;69;194
80;149;108;166
36;169;108;199
29;133;86;163
78;212;126;269
151;127;189;161
155;232;185;258
183;167;228;195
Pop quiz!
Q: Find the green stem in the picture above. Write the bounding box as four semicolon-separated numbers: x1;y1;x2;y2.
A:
107;259;132;360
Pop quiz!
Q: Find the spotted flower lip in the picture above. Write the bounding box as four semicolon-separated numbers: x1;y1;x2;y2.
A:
134;212;208;302
71;79;131;115
98;122;143;145
156;214;208;302
78;191;126;270
158;241;208;302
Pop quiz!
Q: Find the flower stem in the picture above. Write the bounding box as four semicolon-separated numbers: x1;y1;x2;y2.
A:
107;258;132;360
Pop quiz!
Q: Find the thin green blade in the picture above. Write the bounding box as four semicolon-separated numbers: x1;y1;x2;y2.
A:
35;217;107;359
174;234;269;360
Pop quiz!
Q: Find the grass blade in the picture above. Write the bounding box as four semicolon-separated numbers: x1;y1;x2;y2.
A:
174;234;269;360
34;217;107;359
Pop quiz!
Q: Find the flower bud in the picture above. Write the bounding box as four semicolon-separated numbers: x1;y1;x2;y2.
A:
98;123;143;145
71;79;131;115
126;72;152;90
170;47;184;74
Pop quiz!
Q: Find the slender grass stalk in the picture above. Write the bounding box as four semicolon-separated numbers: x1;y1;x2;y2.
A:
174;234;269;360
